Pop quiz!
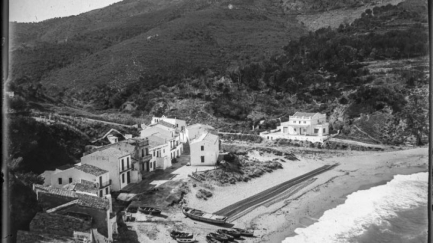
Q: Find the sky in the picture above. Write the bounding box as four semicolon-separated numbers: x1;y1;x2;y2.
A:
9;0;123;23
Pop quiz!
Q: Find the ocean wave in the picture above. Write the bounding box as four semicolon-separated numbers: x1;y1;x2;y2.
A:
283;172;428;243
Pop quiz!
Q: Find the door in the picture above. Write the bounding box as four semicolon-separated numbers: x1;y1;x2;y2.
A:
126;171;131;184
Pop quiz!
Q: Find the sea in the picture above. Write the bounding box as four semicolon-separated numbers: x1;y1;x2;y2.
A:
283;172;428;243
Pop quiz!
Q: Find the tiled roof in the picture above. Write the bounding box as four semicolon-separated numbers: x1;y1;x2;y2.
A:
17;230;75;243
191;132;219;144
147;135;168;148
76;193;109;210
74;164;108;176
30;212;91;237
74;181;98;195
34;184;76;198
292;112;319;118
141;126;173;139
85;147;130;159
203;133;219;142
157;120;176;128
34;184;109;210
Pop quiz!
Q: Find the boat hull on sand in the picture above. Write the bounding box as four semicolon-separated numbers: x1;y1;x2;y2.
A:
182;207;227;225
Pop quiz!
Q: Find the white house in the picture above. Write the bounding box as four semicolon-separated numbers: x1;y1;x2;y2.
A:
147;134;171;170
151;116;187;142
40;164;111;198
87;138;152;182
80;148;133;191
140;125;183;160
186;124;216;142
190;132;220;166
260;112;330;143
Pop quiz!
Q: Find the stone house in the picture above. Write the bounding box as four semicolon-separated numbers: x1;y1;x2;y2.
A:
33;184;117;242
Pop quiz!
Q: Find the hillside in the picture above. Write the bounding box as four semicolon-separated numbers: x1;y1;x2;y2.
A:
8;0;429;145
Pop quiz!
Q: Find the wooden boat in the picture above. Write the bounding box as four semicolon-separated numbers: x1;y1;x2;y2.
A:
182;207;227;225
206;238;220;243
138;206;161;215
218;232;234;241
233;227;254;237
217;229;241;238
170;231;193;239
206;233;229;242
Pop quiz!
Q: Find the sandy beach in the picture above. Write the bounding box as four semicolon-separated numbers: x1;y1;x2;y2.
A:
125;146;428;243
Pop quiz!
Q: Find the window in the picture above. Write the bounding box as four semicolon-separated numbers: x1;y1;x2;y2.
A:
69;178;72;183
146;148;149;155
153;151;155;157
304;121;306;124
58;178;62;185
299;121;301;124
314;128;319;133
283;127;288;133
201;146;204;151
105;187;109;194
163;149;165;153
122;160;124;171
141;149;144;157
201;156;205;163
127;160;130;169
122;174;125;183
127;157;130;164
323;128;326;133
294;128;297;132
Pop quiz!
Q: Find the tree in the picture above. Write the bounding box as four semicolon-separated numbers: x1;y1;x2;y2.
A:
400;90;428;145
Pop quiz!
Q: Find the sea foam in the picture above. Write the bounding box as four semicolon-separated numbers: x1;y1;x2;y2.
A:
283;172;428;243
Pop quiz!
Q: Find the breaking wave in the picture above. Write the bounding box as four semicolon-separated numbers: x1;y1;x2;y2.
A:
283;172;428;243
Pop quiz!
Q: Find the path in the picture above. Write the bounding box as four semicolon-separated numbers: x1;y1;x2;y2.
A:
214;164;339;222
328;138;387;149
32;116;90;140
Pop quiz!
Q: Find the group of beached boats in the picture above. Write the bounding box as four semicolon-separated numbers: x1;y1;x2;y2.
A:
170;227;253;243
176;206;254;242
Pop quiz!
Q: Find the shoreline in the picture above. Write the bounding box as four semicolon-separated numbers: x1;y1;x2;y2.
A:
124;147;428;243
251;147;428;243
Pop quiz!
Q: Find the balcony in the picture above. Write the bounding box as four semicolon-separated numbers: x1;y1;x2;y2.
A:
99;180;111;189
137;154;152;162
119;166;133;174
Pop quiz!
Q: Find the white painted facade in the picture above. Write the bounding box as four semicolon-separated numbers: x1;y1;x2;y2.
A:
260;112;330;143
151;115;187;142
81;148;132;191
190;133;220;166
40;165;111;197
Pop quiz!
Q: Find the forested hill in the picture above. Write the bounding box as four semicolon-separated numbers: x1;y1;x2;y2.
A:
8;0;428;145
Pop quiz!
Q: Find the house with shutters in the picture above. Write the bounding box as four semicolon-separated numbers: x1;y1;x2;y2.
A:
32;184;117;242
80;147;132;191
190;132;220;166
85;138;152;182
40;164;111;198
147;134;171;170
260;112;330;143
140;125;183;161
